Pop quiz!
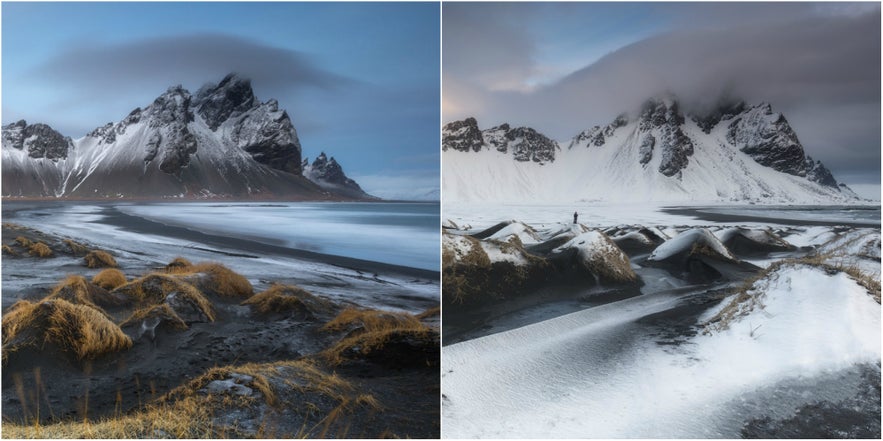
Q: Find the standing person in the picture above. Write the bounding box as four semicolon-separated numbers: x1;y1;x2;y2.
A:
573;211;578;224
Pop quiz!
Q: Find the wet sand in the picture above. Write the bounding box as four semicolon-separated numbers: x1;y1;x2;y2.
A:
663;206;881;228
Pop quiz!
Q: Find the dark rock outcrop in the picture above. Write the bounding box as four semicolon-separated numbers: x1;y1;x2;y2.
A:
639;98;694;177
442;117;483;152
726;103;806;177
1;120;72;160
305;152;364;195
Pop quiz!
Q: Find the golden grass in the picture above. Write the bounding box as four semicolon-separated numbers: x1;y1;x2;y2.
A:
15;236;33;248
113;274;215;322
119;304;188;332
186;262;254;298
1;396;216;438
62;239;89;255
46;275;123;315
3;359;368;438
242;283;336;317
415;306;440;320
28;242;52;258
164;256;193;273
321;308;436;366
92;269;127;291
2;298;132;361
2;244;16;256
84;250;118;268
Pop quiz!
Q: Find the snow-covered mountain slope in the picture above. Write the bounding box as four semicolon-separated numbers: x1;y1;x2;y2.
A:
2;74;368;200
443;98;861;204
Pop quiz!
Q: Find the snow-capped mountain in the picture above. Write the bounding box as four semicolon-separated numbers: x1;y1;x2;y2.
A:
302;152;373;200
2;74;368;200
443;97;861;204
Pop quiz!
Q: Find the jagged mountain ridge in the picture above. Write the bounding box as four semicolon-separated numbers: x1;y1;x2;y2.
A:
302;152;373;200
443;97;860;204
2;74;369;199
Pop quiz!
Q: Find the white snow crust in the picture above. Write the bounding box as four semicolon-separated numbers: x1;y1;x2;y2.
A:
442;264;881;438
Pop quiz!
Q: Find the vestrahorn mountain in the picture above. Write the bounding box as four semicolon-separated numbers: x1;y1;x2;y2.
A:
443;97;860;204
2;74;371;200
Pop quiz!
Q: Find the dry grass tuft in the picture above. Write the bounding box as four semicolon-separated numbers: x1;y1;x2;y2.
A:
62;239;89;255
242;283;336;317
15;236;33;248
113;274;215;322
120;304;188;332
164;256;193;273
84;250;118;268
2;298;132;361
415;306;440;320
92;269;128;291
2;244;16;256
321;308;437;366
1;396;215;438
170;259;254;298
47;275;124;314
28;242;52;258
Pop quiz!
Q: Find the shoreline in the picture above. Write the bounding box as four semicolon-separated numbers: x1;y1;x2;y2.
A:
662;206;881;228
99;206;440;280
2;201;439;280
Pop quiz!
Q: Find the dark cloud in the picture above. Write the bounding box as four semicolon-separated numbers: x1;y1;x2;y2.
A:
444;5;880;184
31;33;350;100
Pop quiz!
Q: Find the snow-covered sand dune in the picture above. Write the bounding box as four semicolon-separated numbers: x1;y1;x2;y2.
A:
443;263;880;438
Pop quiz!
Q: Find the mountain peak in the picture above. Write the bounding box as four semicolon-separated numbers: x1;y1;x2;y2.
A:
195;73;257;130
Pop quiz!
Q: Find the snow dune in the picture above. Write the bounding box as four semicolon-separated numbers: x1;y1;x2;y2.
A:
442;264;880;438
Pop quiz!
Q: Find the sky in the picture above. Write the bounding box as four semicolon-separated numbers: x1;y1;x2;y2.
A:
444;2;881;199
2;2;440;200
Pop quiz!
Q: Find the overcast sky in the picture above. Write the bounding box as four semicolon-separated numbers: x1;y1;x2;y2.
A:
2;2;440;200
444;2;881;198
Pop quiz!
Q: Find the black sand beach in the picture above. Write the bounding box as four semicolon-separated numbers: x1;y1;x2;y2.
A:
1;202;440;438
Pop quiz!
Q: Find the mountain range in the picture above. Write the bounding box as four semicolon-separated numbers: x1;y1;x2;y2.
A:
2;74;371;200
443;97;861;204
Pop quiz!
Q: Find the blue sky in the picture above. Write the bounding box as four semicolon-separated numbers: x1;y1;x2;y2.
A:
2;2;440;200
444;2;880;199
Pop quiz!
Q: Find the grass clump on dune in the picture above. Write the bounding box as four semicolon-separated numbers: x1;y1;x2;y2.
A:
242;283;336;318
177;262;254;299
1;396;215;438
28;242;52;258
63;239;89;255
92;269;128;290
114;274;215;322
2;244;16;256
415;306;440;320
47;275;124;314
164;256;193;273
15;236;33;248
321;308;438;367
2;298;132;361
120;304;188;332
84;250;118;268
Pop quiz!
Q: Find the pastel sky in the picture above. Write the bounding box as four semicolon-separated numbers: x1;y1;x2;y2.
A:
2;2;440;200
444;2;881;199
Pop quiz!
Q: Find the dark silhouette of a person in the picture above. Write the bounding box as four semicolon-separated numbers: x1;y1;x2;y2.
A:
573;211;578;224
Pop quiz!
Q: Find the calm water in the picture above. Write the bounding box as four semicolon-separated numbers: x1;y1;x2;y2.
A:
119;202;439;270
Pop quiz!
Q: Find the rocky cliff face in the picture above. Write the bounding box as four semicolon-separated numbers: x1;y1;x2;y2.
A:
724;103;806;177
442;119;559;164
442;117;484;153
1;74;367;200
2;120;73;160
